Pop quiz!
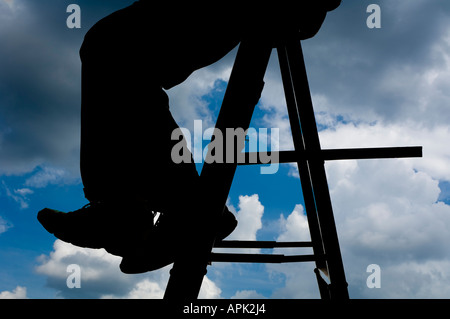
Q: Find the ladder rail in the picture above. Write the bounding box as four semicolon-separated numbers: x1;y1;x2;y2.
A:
280;40;349;299
163;41;273;302
277;44;329;277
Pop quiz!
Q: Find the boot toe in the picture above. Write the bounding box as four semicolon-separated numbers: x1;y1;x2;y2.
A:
37;208;63;234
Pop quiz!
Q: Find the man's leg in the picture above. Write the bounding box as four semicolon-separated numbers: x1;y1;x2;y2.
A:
38;3;237;272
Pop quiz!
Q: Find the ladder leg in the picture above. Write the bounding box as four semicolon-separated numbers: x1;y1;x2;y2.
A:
163;40;272;302
278;40;349;299
277;46;327;275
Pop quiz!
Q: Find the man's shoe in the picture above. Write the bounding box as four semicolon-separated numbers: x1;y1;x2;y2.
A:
119;207;237;274
37;201;154;256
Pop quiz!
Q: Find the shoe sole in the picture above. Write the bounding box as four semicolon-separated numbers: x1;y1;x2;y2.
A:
37;208;150;257
119;212;238;274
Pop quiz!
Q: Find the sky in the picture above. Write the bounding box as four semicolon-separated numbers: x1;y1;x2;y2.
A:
1;0;450;299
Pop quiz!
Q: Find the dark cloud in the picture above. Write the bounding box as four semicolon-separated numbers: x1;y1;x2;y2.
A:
2;0;450;177
0;1;134;175
303;0;450;126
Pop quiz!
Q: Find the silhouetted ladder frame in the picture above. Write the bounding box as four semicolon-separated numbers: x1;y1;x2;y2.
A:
163;38;422;301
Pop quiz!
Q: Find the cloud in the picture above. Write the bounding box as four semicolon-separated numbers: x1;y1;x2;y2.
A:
0;1;146;179
0;0;22;15
368;260;450;299
266;206;321;299
5;0;450;300
0;216;11;235
166;51;235;132
0;1;83;177
323;153;450;298
266;157;450;298
328;160;446;258
320;122;450;182
249;1;450;298
231;290;267;299
198;276;222;299
25;166;73;188
256;2;450;133
2;181;33;209
0;0;237;179
227;195;264;241
300;1;450;126
276;204;311;242
36;240;161;299
260;133;450;299
0;286;27;299
208;195;266;297
35;239;222;299
34;170;450;300
102;279;165;299
255;14;450;298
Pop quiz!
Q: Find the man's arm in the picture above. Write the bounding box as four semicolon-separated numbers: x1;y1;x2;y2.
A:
239;1;342;44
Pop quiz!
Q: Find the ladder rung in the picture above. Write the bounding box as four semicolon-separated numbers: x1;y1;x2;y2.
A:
238;146;422;165
210;252;322;264
214;240;313;249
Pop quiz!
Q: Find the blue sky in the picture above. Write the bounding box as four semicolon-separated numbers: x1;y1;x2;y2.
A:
2;0;450;299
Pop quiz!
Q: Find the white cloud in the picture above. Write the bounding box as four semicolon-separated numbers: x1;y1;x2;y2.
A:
25;166;71;188
36;240;122;282
260;129;450;298
35;239;222;299
36;240;166;299
231;290;267;299
276;205;311;242
102;279;165;299
198;276;222;299
323;153;450;298
0;286;27;299
319;122;450;182
268;264;320;299
313;146;450;298
227;194;264;242
0;216;11;234
253;32;450;297
259;52;288;116
259;52;295;152
211;197;323;299
34;171;450;300
266;206;321;299
2;181;33;209
166;51;235;131
370;260;450;299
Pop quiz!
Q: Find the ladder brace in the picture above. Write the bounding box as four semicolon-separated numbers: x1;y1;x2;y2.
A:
239;146;422;165
210;253;324;264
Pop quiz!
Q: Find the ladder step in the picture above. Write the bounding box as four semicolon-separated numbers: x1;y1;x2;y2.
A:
214;240;313;249
210;253;323;264
239;146;422;165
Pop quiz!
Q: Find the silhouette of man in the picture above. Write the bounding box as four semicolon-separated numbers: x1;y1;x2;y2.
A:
38;1;341;274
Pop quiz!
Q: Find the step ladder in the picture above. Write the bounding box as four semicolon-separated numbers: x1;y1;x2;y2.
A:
163;38;422;301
